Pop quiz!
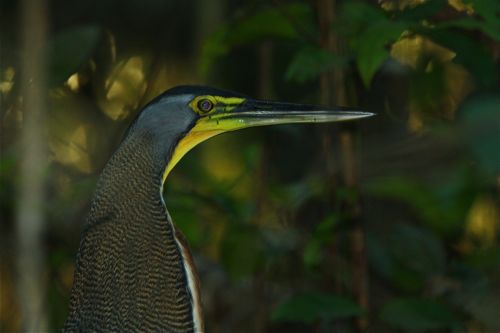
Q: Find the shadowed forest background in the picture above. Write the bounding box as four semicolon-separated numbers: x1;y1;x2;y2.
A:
1;0;499;332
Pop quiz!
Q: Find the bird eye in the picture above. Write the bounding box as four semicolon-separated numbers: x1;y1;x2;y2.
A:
197;99;214;113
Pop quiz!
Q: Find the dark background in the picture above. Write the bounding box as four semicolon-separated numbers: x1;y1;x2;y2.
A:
1;0;499;332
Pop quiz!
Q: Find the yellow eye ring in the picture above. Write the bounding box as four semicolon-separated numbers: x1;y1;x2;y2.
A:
190;96;217;115
197;98;214;113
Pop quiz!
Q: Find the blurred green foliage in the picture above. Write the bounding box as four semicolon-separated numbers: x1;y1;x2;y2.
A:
380;298;461;331
1;0;499;332
272;292;364;324
47;25;101;86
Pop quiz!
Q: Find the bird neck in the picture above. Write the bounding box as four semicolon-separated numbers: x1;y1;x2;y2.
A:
66;130;203;332
91;131;166;214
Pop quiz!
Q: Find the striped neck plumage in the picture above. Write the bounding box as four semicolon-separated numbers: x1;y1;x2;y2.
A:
161;151;205;333
65;128;205;332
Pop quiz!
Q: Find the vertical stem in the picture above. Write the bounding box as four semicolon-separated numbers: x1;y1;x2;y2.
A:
317;0;334;106
16;0;48;331
340;128;369;331
253;40;273;333
317;0;369;331
317;0;343;297
255;40;273;219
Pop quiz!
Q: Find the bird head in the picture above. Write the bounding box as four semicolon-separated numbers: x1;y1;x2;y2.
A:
127;85;373;182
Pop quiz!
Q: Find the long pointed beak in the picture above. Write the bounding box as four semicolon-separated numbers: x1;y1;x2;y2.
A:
198;99;374;132
164;98;373;180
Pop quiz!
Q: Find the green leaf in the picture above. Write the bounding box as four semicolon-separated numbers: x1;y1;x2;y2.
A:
221;224;263;278
169;197;204;247
200;3;312;75
367;225;445;292
366;234;396;279
424;29;497;86
437;17;500;42
354;20;407;87
303;215;338;268
464;0;500;30
272;292;363;324
395;0;447;22
380;298;461;331
390;224;446;276
364;175;473;235
303;238;322;268
339;1;407;88
271;177;323;211
225;4;309;43
286;46;348;83
340;2;387;27
366;177;445;226
459;92;500;177
48;25;101;86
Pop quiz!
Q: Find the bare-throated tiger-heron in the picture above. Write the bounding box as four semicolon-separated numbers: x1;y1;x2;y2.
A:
63;85;372;332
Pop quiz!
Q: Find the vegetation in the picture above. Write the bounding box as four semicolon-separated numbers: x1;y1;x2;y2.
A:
1;0;499;332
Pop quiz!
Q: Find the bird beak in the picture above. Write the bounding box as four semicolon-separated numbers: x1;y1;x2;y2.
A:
164;98;373;180
197;98;374;132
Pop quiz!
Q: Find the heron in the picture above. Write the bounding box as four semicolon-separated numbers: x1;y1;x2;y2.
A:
63;85;372;332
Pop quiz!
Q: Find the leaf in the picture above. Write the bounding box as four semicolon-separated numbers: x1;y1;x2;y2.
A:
225;4;309;44
338;2;408;86
364;175;473;235
389;224;446;276
437;17;500;42
368;235;424;293
366;177;445;226
272;292;363;324
303;238;322;268
47;25;101;86
200;3;312;75
367;225;445;292
168;196;204;246
340;2;387;28
286;46;348;83
423;29;497;86
395;0;447;22
458;92;500;177
464;0;500;29
221;224;263;278
353;20;407;87
366;234;396;279
380;298;461;331
271;177;323;211
303;215;338;268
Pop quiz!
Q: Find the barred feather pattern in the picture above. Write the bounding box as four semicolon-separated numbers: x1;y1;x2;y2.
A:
63;131;200;333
